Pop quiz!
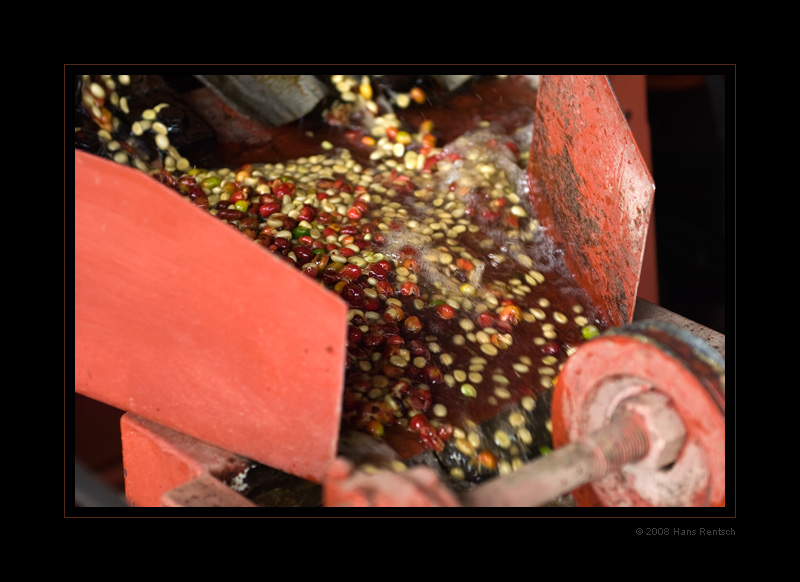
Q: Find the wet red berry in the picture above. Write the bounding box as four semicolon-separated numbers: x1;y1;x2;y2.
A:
363;333;385;347
420;364;443;385
367;262;388;280
407;387;432;412
418;425;445;452
437;423;454;442
347;325;363;345
384;334;405;346
375;280;395;298
298;205;316;222
341;283;365;307
436;304;456;320
399;282;420;297
259;202;281;217
340;264;362;281
409;413;429;432
476;312;495;328
301;263;319;278
404;316;422;333
273;181;296;198
542;341;560;355
293;246;313;264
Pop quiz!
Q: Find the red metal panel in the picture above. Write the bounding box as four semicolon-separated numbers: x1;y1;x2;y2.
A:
121;413;254;507
607;75;659;306
528;75;655;327
75;150;347;482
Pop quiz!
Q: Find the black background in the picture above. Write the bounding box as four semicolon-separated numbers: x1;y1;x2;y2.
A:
646;74;728;334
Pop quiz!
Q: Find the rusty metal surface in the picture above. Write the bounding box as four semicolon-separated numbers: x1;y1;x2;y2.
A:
528;75;655;327
634;298;725;360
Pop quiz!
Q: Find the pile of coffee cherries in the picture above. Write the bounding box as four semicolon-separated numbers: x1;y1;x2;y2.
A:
77;74;605;485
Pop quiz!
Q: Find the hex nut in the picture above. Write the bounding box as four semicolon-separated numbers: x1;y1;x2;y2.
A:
614;391;687;471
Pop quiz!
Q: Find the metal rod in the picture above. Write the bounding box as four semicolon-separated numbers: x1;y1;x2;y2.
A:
461;414;649;507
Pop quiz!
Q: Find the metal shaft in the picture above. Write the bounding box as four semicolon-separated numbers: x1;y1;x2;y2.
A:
461;413;649;507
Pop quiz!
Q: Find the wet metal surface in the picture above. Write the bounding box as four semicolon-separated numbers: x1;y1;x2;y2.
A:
528;76;655;328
